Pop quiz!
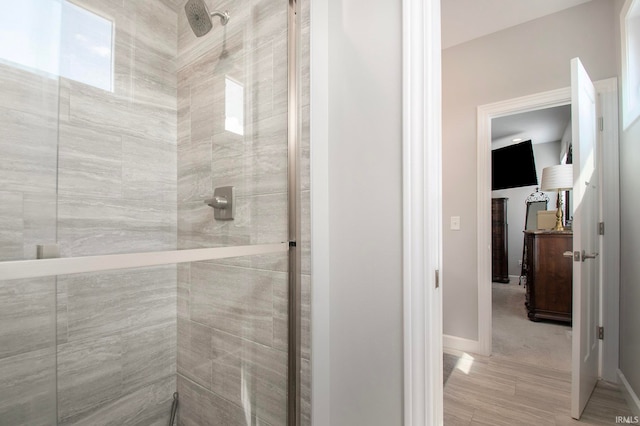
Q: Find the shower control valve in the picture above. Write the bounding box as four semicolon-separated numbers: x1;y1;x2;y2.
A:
205;186;235;220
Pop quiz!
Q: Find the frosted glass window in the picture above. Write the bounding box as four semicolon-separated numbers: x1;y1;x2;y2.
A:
60;1;113;91
622;0;640;129
225;77;245;136
0;0;113;92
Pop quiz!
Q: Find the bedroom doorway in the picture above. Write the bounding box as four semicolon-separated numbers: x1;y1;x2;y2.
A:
489;104;573;372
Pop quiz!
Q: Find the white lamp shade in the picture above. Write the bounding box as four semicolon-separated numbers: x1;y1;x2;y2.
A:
540;164;573;191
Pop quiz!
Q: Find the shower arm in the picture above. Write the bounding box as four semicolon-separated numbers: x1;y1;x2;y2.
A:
211;10;230;25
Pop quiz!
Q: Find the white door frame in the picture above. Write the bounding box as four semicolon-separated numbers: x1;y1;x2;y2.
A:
309;0;443;424
402;0;443;425
476;80;620;381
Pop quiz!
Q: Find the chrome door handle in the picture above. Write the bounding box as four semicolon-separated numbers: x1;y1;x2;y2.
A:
564;251;580;261
581;250;599;261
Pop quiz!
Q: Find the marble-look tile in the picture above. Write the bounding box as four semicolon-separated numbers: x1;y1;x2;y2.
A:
177;374;264;426
122;323;176;395
208;327;287;425
0;107;58;195
57;196;176;256
57;123;123;198
22;194;57;260
250;0;288;51
60;266;176;342
178;201;250;249
68;83;176;144
301;357;311;426
0;192;24;261
0;62;59;118
247;41;276;121
301;274;311;360
178;137;212;204
129;0;178;59
59;79;71;122
189;77;218;141
190;262;284;346
0;277;56;359
56;335;123;423
272;270;287;353
177;319;213;390
60;376;176;426
210;143;288;198
158;0;183;13
300;189;311;275
233;192;288;244
300;104;311;191
131;42;177;110
177;85;191;143
177;263;191;320
122;135;177;203
0;348;57;426
272;37;288;117
57;280;69;345
299;25;311;111
272;272;310;358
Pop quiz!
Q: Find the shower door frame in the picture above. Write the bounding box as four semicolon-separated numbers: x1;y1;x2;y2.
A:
0;0;303;423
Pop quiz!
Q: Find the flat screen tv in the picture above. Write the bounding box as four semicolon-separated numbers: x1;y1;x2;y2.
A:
492;140;538;190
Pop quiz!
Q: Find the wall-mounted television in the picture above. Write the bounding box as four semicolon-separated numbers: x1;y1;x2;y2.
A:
492;140;538;190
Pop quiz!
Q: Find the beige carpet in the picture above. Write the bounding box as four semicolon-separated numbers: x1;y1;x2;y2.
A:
492;278;572;372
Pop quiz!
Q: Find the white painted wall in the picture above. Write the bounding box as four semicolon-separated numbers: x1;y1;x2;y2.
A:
442;0;620;340
617;0;640;408
491;141;560;276
619;116;640;407
314;0;404;424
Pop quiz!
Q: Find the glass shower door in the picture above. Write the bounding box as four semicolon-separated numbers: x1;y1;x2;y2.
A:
0;2;61;424
0;0;298;424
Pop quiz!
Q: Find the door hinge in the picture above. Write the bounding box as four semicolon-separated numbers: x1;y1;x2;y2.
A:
598;222;605;235
598;326;604;340
435;270;440;289
598;117;604;131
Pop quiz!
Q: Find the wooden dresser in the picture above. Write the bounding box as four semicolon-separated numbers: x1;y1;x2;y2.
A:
492;198;509;283
523;230;573;323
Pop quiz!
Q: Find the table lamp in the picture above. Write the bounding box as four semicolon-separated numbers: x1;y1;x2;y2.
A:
540;164;573;231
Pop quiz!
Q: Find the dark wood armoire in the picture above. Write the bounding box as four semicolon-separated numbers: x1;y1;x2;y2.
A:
492;198;510;283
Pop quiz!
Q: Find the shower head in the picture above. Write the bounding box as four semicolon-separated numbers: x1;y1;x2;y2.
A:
184;0;229;37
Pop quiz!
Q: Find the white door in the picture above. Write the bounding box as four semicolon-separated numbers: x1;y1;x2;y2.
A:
570;57;600;419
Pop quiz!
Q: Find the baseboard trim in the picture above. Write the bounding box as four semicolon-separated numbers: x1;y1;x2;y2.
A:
443;334;480;355
618;369;640;417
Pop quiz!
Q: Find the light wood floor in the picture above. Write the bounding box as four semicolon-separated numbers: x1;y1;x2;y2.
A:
443;352;633;425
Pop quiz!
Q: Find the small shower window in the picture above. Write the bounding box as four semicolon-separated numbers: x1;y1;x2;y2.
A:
225;76;245;136
0;0;113;92
60;1;114;92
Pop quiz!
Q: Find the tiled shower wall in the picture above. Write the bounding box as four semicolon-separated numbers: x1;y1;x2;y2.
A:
1;0;180;424
175;0;311;424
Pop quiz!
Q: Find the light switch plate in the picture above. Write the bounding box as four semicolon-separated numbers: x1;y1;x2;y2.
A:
450;216;461;231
